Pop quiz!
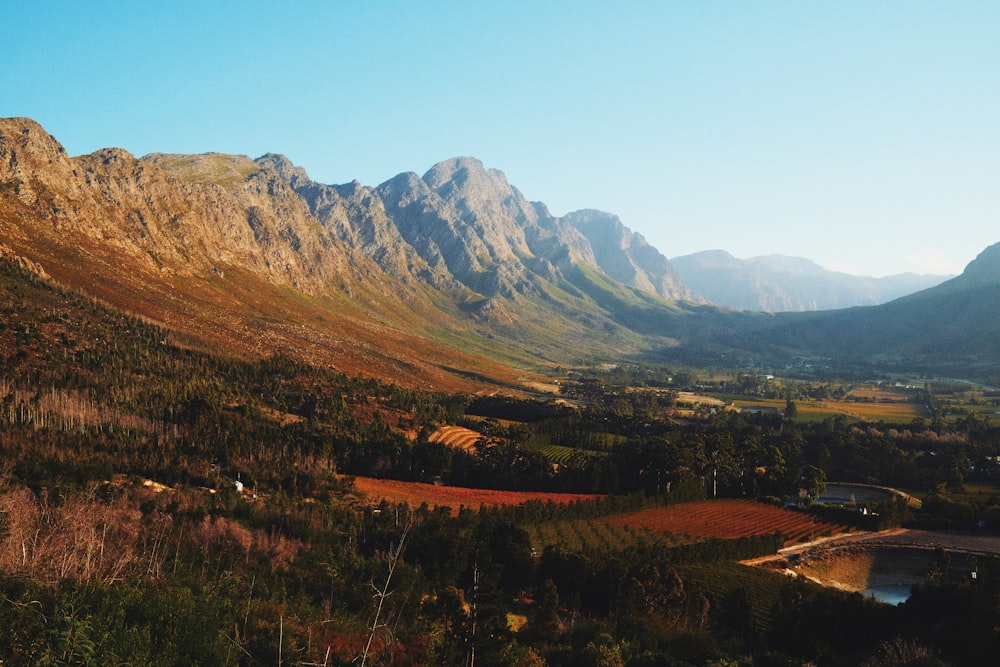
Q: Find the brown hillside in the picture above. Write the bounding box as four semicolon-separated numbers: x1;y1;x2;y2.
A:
0;118;522;392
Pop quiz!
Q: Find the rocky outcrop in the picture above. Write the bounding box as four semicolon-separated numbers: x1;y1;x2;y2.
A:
0;118;356;291
376;158;547;298
564;209;699;301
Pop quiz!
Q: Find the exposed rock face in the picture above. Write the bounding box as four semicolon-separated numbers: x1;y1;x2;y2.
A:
377;157;549;299
564;209;699;301
2;116;697;311
0;118;354;291
364;157;671;306
0;118;85;209
378;169;491;288
138;150;355;290
276;166;450;291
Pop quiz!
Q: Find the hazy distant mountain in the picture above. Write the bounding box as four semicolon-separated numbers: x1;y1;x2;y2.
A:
728;243;1000;378
671;250;951;312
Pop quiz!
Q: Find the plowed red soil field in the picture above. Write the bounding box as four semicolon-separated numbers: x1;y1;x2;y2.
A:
600;499;853;546
349;476;603;515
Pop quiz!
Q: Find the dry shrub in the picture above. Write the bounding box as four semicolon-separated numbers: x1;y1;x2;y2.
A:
0;485;144;585
0;485;42;571
862;635;942;666
0;482;303;586
258;528;301;572
189;515;252;564
186;514;301;572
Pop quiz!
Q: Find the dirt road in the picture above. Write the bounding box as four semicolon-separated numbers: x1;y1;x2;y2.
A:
741;527;1000;567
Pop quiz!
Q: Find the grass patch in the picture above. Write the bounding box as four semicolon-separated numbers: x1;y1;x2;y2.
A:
725;397;926;423
145;152;260;187
524;518;692;555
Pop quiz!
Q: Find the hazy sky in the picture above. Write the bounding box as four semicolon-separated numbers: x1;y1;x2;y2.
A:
4;1;998;277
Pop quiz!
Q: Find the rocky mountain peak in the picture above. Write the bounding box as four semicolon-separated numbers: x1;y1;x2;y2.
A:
672;250;952;312
564;209;697;301
92;146;137;164
422;157;537;229
747;254;827;276
377;171;433;209
254;153;310;188
374;158;548;300
0;117;68;166
566;209;630;246
0;117;80;208
422;156;496;191
678;249;740;270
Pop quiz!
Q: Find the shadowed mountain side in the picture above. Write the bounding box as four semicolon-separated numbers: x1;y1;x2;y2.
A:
730;244;1000;377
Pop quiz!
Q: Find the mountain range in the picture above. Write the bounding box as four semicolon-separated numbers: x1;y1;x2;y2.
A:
671;250;950;312
2;116;999;386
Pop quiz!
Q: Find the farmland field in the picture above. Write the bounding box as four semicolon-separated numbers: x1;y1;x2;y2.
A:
680;561;786;633
428;425;483;452
524;518;693;555
675;391;727;407
848;386;916;402
815;399;926;421
348;476;603;515
600;499;855;547
729;397;925;422
536;444;604;464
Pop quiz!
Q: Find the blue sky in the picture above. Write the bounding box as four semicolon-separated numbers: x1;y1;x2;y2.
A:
4;1;998;277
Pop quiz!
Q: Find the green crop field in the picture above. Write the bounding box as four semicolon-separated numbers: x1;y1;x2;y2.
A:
524;518;693;555
727;397;926;423
535;444;605;464
679;561;789;634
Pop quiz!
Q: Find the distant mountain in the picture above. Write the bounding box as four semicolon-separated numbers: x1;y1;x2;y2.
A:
730;243;1000;379
671;250;951;312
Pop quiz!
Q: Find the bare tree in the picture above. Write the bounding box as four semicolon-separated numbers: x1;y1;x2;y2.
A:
360;516;412;667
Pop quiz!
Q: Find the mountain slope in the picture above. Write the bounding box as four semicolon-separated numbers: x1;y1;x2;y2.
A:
4;116;999;384
0;118;701;389
672;250;950;312
0;119;511;390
